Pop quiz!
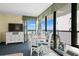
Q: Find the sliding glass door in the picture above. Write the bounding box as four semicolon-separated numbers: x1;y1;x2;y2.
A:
41;14;53;34
56;4;71;50
24;19;36;41
47;14;53;34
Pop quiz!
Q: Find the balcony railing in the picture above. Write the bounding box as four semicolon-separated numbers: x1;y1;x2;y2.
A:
25;30;71;45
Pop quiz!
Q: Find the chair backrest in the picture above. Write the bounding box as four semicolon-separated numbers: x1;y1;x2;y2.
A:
48;32;53;48
48;32;61;49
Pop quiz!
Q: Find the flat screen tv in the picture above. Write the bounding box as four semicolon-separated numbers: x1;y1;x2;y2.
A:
8;23;23;32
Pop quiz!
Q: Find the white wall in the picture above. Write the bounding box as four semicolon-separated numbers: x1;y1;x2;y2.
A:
0;13;23;42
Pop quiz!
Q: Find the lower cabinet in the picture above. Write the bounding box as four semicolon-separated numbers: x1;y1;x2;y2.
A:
6;32;24;45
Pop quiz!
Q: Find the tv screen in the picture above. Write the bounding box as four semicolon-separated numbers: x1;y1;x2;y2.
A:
8;23;23;32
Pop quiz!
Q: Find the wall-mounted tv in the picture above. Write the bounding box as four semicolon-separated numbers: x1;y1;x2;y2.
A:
8;23;23;32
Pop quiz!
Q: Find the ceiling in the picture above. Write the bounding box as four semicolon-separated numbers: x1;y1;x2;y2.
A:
0;3;52;16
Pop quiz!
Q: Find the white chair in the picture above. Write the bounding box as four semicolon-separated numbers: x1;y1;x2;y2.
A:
48;32;53;49
30;32;50;56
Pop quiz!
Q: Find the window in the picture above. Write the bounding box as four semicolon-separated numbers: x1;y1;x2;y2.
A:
77;4;79;45
41;18;53;30
26;19;36;30
56;13;71;31
47;19;53;30
56;4;71;45
41;18;45;30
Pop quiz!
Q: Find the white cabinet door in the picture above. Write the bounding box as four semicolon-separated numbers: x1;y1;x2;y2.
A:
6;32;24;44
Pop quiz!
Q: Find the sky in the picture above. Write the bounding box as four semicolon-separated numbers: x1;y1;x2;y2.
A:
26;19;53;30
27;19;36;30
42;18;53;30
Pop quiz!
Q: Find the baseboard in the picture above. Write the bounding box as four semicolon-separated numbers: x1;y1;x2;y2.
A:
0;42;5;44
